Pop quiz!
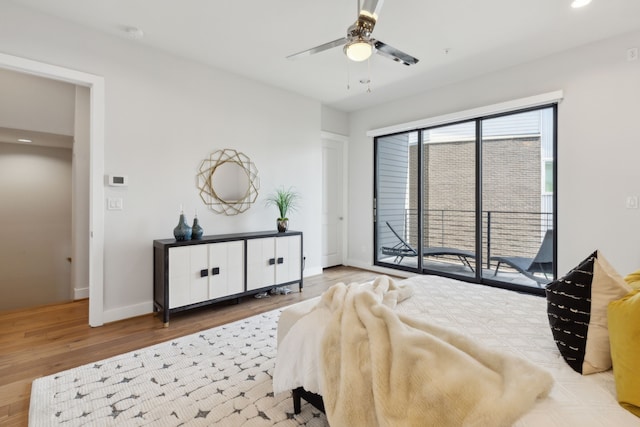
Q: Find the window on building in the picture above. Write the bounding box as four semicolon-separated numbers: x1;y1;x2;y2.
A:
544;160;554;194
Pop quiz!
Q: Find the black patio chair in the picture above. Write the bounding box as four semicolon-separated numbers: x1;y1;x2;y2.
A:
491;229;554;286
381;221;475;271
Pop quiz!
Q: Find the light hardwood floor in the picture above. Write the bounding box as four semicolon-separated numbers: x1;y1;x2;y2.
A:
0;266;393;426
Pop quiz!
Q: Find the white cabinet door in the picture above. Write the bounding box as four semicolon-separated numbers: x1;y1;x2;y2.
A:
208;241;244;298
275;235;302;284
168;246;190;309
168;245;208;308
189;244;209;304
246;237;276;291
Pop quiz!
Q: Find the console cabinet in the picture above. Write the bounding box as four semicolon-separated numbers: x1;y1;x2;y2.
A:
154;230;303;326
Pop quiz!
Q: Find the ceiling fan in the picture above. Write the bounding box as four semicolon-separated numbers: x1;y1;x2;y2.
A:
287;0;419;66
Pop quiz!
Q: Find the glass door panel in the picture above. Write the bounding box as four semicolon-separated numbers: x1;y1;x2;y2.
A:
421;122;476;278
481;108;555;288
374;132;419;270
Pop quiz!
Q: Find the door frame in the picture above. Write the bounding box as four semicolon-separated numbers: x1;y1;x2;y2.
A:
0;52;105;326
321;131;348;268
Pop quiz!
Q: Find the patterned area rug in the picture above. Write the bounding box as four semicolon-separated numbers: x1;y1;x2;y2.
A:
29;309;327;426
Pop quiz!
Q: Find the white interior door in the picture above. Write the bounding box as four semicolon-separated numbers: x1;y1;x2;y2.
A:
322;137;345;267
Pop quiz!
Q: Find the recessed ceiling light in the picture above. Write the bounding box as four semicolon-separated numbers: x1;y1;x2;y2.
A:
18;138;32;143
571;0;592;8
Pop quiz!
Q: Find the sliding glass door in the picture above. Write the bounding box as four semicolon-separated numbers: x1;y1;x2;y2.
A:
374;105;556;292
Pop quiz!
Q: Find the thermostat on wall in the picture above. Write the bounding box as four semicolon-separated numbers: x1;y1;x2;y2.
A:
108;175;128;187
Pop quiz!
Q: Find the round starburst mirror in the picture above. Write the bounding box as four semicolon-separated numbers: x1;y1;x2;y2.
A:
197;149;259;215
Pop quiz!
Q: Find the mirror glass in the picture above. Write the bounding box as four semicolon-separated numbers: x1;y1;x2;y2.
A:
210;161;250;202
197;148;259;215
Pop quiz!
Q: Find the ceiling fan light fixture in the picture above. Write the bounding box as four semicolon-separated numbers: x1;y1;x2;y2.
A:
345;39;373;62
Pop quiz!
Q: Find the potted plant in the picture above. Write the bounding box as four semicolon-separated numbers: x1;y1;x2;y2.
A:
265;186;300;232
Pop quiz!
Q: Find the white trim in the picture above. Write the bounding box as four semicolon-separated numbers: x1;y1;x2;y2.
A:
74;287;90;300
345;258;414;279
303;266;323;278
103;301;153;324
320;131;349;143
0;52;105;327
367;91;564;137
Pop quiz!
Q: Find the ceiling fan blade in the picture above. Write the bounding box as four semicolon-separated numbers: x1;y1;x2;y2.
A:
374;40;419;66
287;37;348;60
360;0;385;21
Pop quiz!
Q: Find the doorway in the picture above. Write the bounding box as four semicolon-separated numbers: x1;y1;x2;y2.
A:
0;52;105;326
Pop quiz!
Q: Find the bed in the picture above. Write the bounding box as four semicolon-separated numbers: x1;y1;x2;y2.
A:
273;274;639;426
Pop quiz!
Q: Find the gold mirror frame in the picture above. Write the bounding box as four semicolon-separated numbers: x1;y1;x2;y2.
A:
197;149;259;215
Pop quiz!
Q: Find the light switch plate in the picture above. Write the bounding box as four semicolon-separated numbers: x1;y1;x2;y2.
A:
107;197;124;210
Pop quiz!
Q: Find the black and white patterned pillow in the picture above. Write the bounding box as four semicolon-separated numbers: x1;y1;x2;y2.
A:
545;250;630;374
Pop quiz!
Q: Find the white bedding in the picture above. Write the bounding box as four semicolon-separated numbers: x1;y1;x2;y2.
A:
274;275;640;427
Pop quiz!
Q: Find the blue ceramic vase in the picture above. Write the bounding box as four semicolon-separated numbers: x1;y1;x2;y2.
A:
173;213;192;241
191;217;204;240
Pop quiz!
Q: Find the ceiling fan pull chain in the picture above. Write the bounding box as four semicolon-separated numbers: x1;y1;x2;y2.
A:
346;58;351;90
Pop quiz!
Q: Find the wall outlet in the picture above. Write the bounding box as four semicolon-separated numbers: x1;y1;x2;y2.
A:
625;195;638;209
627;47;638;62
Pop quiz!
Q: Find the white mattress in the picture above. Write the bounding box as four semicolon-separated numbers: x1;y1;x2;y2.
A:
276;275;639;427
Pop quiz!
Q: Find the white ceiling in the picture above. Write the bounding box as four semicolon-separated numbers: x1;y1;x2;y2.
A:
9;0;640;112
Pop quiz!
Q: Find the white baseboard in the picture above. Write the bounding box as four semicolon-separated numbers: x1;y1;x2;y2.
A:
74;287;89;300
97;265;359;324
345;259;414;278
303;266;323;277
102;301;154;324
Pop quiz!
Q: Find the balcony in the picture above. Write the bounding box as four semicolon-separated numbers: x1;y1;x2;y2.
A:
377;209;554;288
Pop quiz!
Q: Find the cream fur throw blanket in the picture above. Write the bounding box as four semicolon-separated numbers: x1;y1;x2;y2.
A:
320;276;553;427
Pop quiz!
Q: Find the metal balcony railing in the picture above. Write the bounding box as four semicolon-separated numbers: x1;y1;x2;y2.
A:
381;209;552;270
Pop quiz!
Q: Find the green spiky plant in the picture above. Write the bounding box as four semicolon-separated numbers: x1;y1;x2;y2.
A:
265;187;300;220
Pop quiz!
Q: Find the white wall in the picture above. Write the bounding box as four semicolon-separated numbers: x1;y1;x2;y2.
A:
0;142;72;310
0;2;323;322
348;30;640;277
321;105;349;136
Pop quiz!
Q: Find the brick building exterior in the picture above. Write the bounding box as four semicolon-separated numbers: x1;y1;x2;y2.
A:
406;136;542;258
